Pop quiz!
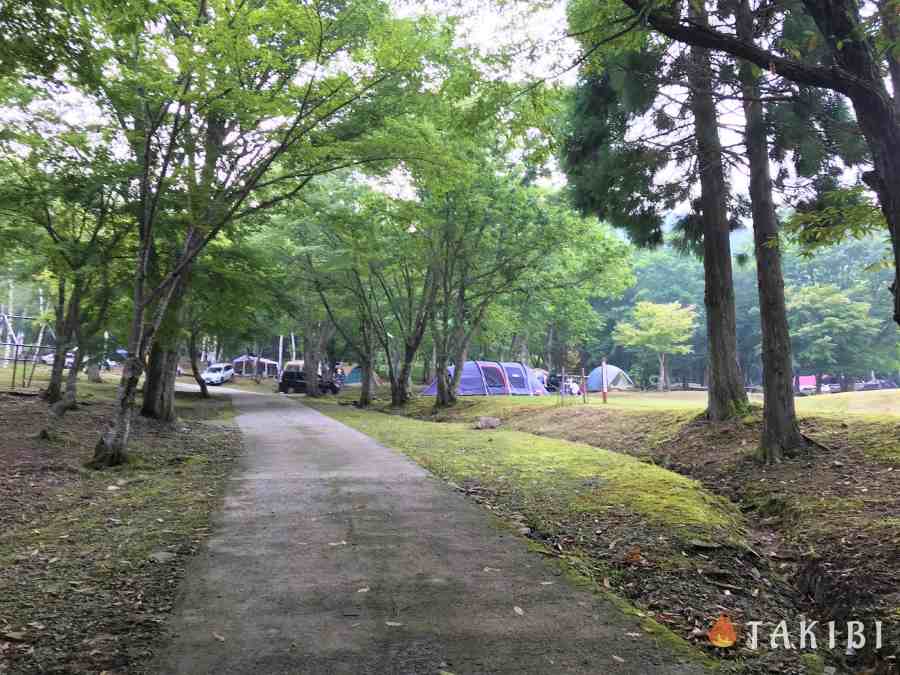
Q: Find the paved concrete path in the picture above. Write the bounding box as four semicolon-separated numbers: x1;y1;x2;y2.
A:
152;392;705;675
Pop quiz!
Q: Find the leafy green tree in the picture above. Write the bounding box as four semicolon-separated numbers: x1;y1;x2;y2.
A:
787;285;880;390
0;127;129;415
474;212;634;373
561;31;749;420
566;0;900;328
613;301;696;391
22;0;451;465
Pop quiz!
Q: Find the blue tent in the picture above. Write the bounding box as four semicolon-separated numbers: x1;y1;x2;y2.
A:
586;364;635;391
422;361;547;396
340;365;381;387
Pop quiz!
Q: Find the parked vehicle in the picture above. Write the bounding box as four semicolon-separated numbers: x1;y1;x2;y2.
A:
278;370;340;395
545;373;559;392
40;351;76;367
860;379;898;391
201;363;234;385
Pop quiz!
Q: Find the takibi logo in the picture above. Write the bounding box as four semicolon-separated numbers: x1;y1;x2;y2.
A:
707;616;886;652
708;614;737;648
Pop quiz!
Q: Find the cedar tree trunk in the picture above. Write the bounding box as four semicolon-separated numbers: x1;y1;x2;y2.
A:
688;7;750;420
738;0;807;461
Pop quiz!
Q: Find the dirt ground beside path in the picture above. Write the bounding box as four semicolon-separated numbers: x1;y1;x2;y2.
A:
151;392;710;675
0;388;241;675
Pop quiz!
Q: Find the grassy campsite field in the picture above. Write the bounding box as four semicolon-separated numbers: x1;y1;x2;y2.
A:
306;386;900;673
332;383;899;419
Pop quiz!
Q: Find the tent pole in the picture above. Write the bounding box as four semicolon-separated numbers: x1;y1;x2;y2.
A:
475;361;490;396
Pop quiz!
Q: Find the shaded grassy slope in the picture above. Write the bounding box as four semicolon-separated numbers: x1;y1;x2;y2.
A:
312;401;745;547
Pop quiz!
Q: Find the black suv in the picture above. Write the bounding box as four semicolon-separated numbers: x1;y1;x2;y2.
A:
278;370;341;395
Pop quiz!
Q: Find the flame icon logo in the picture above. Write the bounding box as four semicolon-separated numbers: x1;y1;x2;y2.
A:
708;614;737;648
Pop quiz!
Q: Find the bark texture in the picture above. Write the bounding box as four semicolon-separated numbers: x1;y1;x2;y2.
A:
737;0;807;461
687;8;750;420
188;328;209;398
141;275;187;422
38;351;82;439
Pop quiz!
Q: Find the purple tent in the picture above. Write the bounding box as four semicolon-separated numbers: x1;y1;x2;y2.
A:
422;361;547;396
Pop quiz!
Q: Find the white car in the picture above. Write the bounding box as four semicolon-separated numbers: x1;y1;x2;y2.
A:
201;363;234;385
40;350;76;367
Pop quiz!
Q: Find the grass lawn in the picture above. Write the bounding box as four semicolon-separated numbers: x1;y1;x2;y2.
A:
337;383;899;420
310;400;745;546
0;381;241;674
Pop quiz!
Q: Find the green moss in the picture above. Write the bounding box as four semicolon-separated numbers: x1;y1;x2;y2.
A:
796;496;865;513
865;516;900;530
862;438;900;464
309;403;746;546
800;653;825;675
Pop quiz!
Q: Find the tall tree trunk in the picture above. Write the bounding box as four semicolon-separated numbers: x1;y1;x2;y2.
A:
45;278;79;404
91;341;142;468
188;327;209;398
434;348;456;407
738;0;806;461
142;343;179;422
421;343;434;385
38;350;83;439
141;275;187;422
45;340;68;403
358;351;374;408
688;7;749;420
657;353;666;392
396;341;423;405
92;231;159;467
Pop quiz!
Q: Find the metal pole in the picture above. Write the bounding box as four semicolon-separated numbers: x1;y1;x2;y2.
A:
11;343;19;389
582;368;587;404
21;338;27;387
602;357;608;404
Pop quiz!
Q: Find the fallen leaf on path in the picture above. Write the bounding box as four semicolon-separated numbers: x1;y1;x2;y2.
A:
357;587;370;593
612;655;625;664
212;632;226;642
385;621;403;627
624;545;642;563
540;581;554;586
513;606;524;616
0;631;27;642
483;566;500;572
328;541;347;547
